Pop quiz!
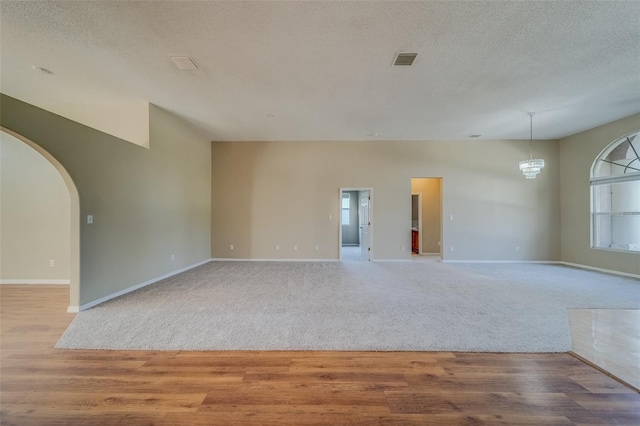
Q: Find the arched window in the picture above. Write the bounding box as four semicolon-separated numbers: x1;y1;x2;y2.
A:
591;131;640;252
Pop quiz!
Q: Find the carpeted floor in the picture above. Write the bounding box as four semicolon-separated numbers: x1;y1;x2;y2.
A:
56;261;640;352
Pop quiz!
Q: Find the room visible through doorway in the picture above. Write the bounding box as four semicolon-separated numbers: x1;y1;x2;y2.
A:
339;188;372;261
411;178;442;259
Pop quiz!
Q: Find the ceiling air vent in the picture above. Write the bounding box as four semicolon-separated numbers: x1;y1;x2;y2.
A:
393;52;418;66
170;56;198;70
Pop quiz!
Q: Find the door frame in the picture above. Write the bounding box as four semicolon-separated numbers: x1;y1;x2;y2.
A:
412;192;423;254
411;177;444;260
339;187;374;261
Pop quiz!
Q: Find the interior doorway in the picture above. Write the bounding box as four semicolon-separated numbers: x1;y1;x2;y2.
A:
1;127;81;311
411;193;422;254
339;188;373;261
410;178;442;259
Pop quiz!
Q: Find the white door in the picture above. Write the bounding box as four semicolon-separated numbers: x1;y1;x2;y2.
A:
359;191;371;260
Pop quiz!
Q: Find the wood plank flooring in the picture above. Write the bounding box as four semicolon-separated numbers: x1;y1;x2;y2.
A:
1;285;638;425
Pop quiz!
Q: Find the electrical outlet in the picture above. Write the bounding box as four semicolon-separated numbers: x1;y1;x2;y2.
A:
229;244;234;250
87;215;93;224
449;214;453;221
171;254;175;261
438;241;441;246
450;247;454;252
49;259;55;267
275;244;280;251
293;245;298;251
401;245;405;251
314;245;319;251
329;214;332;220
516;246;520;252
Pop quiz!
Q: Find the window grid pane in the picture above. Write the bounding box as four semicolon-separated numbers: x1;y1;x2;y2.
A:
592;159;640;252
341;195;350;209
342;194;350;225
341;210;350;225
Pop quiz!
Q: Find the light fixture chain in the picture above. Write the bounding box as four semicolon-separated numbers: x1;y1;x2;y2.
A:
529;112;534;160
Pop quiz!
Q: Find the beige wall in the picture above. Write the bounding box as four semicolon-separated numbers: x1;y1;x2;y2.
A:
39;101;150;148
559;113;640;275
0;132;71;281
411;178;442;254
1;95;212;306
212;139;560;261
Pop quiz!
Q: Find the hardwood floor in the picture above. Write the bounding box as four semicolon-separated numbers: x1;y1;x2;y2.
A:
1;285;638;425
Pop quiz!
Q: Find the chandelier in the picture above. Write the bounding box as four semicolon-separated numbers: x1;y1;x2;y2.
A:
519;112;545;179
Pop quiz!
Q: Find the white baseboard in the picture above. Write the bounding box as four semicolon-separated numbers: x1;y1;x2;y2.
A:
0;279;70;284
558;261;640;279
373;259;413;262
439;260;639;279
77;259;212;312
442;260;561;264
213;257;417;263
211;258;339;262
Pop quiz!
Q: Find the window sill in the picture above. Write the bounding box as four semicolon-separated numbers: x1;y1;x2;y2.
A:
590;247;640;255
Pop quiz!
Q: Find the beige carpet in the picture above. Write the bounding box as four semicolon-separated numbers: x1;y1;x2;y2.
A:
56;261;640;352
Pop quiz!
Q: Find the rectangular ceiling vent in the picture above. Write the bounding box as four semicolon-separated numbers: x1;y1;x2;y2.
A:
393;52;418;66
170;56;198;70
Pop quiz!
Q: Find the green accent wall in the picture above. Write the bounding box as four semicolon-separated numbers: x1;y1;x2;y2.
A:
1;94;211;305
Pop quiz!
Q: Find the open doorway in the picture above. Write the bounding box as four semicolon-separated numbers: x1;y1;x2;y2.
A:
411;193;422;254
1;127;80;311
411;178;442;259
339;188;373;261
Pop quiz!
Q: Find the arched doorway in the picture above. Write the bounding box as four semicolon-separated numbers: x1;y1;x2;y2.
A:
0;127;80;311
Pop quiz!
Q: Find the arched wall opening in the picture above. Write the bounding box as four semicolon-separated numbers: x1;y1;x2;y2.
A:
0;127;80;311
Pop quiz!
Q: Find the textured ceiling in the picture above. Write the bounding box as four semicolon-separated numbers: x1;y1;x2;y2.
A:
1;1;639;141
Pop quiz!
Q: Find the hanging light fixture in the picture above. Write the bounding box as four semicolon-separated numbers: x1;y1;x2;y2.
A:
519;112;545;179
